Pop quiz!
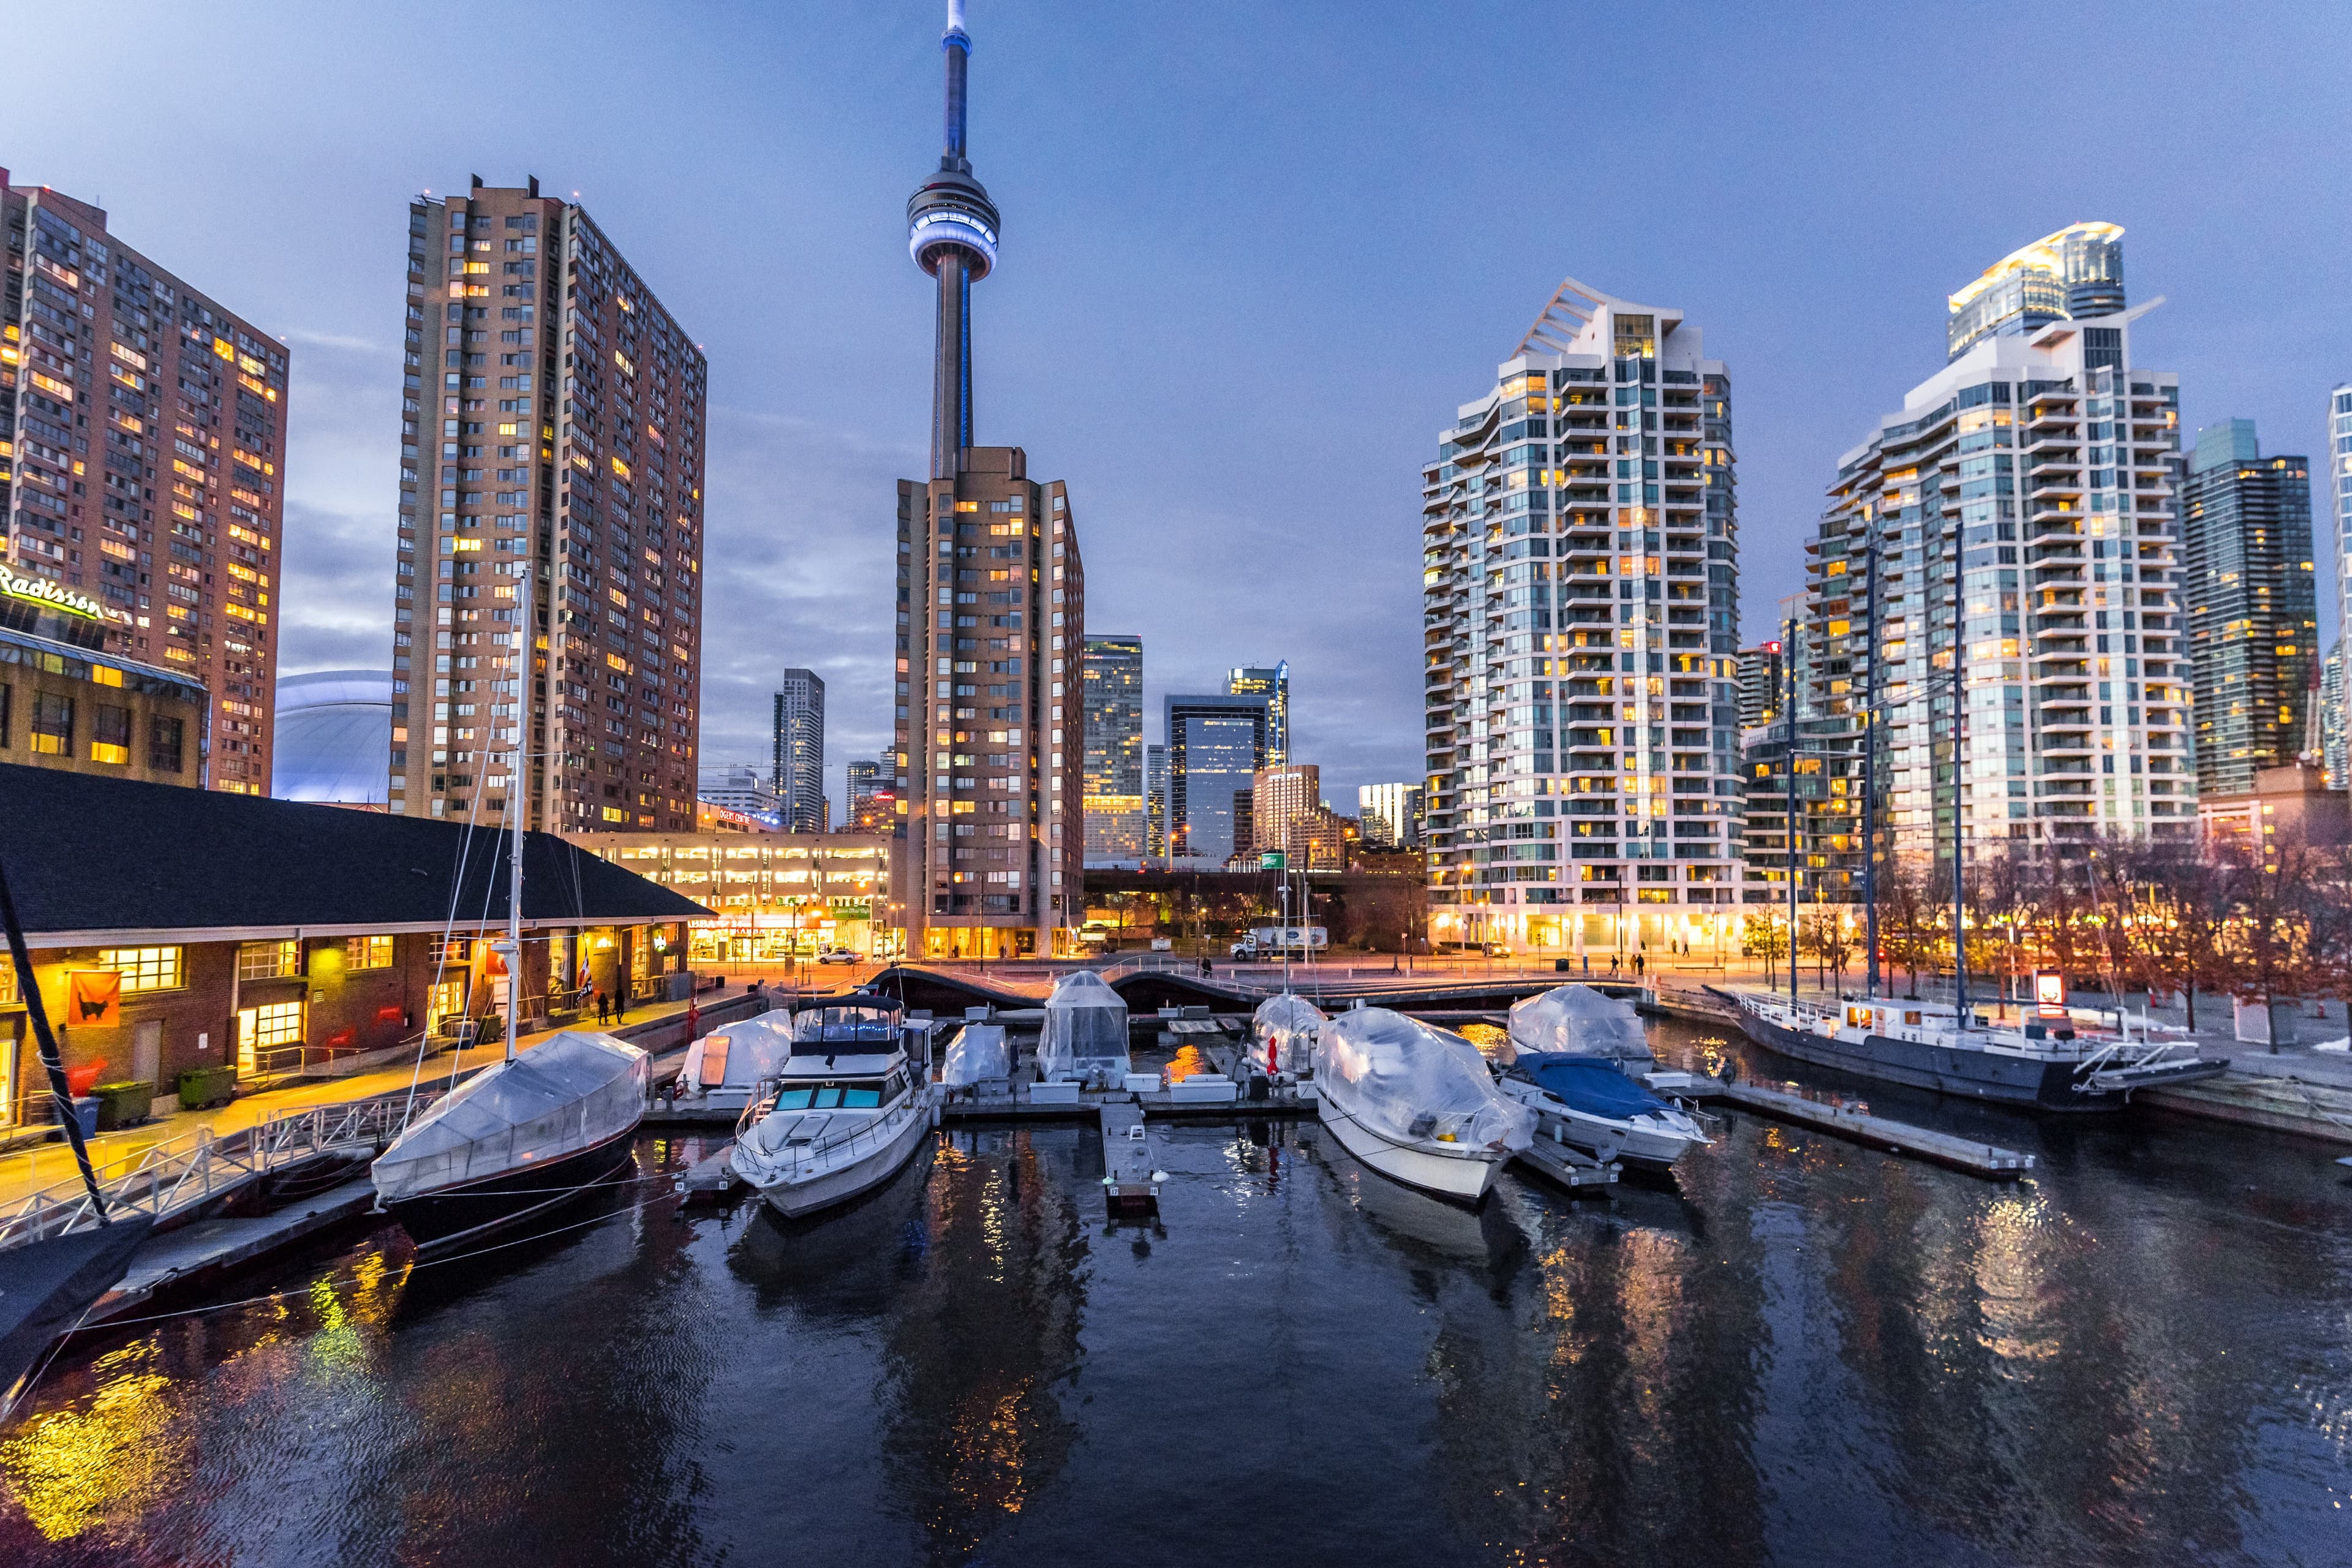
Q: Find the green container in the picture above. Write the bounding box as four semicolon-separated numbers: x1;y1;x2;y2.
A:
177;1065;237;1111
91;1080;156;1131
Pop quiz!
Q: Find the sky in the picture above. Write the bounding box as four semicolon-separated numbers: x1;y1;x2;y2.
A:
9;0;2349;814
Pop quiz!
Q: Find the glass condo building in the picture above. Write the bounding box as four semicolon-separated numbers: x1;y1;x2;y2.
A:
1421;280;1742;953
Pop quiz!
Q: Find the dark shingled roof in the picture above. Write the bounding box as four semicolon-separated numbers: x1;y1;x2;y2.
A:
0;762;709;938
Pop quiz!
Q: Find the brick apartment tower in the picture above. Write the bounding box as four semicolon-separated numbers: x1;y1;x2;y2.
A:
1;170;292;793
387;177;706;831
893;3;1086;958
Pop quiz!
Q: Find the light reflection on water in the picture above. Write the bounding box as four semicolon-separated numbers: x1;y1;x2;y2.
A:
0;1020;2345;1566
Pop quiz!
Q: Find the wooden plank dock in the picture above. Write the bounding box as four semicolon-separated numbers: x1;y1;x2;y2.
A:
1511;1130;1619;1193
1098;1104;1161;1216
1692;1080;2034;1178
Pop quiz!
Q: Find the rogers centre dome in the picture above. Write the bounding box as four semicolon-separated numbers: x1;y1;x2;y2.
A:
272;669;393;806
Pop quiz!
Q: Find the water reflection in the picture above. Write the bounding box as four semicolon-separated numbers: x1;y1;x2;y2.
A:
0;1023;2345;1565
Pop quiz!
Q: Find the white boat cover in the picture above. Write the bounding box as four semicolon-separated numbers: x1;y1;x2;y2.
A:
372;1031;648;1204
1250;993;1326;1074
1314;1008;1533;1152
677;1014;793;1097
940;1022;1012;1087
1037;970;1131;1081
1507;985;1652;1064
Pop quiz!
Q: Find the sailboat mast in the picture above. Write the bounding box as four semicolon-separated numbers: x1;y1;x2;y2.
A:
505;576;530;1062
1950;543;1969;1028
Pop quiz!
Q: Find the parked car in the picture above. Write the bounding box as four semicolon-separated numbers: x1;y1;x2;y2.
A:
815;948;862;965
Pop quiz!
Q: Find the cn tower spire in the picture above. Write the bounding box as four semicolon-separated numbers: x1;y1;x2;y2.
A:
908;0;999;480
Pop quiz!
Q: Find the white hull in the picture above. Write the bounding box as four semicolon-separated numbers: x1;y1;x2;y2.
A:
1317;1091;1501;1202
736;1094;934;1219
1497;1081;1702;1172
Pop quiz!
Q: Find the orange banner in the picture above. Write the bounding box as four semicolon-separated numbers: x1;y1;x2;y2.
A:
67;970;122;1028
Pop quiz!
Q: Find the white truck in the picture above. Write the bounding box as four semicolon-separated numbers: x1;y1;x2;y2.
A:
1231;925;1328;959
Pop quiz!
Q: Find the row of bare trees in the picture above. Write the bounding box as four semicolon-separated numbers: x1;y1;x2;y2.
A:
1844;831;2351;1028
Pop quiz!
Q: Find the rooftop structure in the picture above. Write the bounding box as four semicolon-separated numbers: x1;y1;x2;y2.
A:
273;669;393;804
1946;221;2126;359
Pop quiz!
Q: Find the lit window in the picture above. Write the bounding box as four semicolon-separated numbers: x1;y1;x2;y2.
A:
246;1001;304;1050
345;934;395;971
97;946;183;993
237;940;301;981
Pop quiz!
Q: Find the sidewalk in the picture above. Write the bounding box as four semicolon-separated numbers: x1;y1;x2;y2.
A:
0;984;765;1213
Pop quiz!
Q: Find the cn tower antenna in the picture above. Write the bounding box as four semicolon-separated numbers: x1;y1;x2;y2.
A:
910;0;998;478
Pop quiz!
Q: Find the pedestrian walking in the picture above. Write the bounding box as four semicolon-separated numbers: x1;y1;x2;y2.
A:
1635;952;1646;978
595;989;610;1025
686;1000;701;1041
1608;953;1619;978
1581;954;1590;977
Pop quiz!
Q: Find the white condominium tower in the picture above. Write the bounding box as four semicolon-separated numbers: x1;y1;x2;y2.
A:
1807;222;2192;883
2332;383;2352;781
1421;280;1743;954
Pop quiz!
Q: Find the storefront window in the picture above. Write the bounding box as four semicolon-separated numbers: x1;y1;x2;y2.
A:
237;940;301;981
96;946;183;993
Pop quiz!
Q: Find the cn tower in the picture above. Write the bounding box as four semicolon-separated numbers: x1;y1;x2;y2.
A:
907;0;1000;480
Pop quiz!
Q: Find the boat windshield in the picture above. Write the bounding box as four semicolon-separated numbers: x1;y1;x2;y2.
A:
789;1001;902;1054
767;1075;898;1112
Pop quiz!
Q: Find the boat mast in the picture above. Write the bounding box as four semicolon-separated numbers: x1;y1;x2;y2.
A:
504;575;530;1063
1950;541;1969;1029
1784;612;1798;1010
1862;530;1879;1000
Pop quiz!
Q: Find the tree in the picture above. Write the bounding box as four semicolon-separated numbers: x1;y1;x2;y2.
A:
1743;914;1790;990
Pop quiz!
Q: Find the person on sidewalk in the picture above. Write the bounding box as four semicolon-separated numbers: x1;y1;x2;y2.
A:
595;989;611;1026
1635;952;1646;979
685;1000;701;1041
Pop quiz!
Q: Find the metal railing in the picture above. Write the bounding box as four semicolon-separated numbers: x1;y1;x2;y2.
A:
736;1085;930;1179
0;1090;440;1251
1088;954;1191;982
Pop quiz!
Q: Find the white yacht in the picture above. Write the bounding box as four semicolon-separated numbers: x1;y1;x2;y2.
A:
729;993;935;1219
671;1012;793;1115
1311;1007;1532;1203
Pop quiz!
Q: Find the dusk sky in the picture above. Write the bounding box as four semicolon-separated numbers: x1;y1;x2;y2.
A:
10;0;2348;812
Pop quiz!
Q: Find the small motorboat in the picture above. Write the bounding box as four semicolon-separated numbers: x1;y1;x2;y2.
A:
371;1029;649;1253
729;992;935;1219
1496;1052;1710;1174
671;1012;793;1115
1038;970;1131;1088
1311;1007;1532;1203
938;1020;1012;1093
1507;984;1653;1066
1249;993;1324;1082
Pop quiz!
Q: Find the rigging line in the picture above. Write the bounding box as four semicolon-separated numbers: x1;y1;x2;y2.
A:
401;763;499;1128
56;1179;690;1338
450;785;519;1093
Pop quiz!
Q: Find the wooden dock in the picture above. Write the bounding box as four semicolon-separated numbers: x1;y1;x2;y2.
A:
675;1141;742;1202
1694;1080;2035;1178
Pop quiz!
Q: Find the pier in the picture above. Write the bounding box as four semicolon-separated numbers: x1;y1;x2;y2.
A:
1691;1079;2035;1178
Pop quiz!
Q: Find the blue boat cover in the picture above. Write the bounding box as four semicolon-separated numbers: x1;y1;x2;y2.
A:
1511;1053;1670;1121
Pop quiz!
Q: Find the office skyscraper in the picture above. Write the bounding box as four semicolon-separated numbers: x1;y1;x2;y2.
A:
2;173;292;794
1083;633;1145;865
1144;742;1167;863
1357;782;1423;850
1421;279;1743;953
387;176;706;831
1166;692;1268;866
773;667;826;832
2180;420;2315;796
894;1;1086;957
1227;662;1290;766
1793;221;2191;891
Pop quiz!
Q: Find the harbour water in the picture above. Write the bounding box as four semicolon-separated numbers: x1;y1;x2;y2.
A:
1;1019;2347;1566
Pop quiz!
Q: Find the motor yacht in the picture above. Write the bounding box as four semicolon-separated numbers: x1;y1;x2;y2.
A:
1495;1052;1709;1173
729;992;935;1218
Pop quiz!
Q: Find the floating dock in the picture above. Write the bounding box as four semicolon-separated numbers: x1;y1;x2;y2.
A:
1510;1130;1619;1193
1693;1080;2035;1178
1098;1104;1162;1217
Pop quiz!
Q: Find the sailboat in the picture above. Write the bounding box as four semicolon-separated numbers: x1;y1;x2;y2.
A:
371;579;648;1251
1311;1007;1532;1202
0;854;155;1414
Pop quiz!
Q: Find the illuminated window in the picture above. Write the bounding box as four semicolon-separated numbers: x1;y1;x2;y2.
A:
28;693;72;756
91;704;131;765
345;934;395;971
237;940;301;981
246;1001;304;1050
97;946;183;993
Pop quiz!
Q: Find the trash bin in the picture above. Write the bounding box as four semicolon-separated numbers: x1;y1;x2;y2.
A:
66;1096;99;1139
91;1080;156;1131
177;1065;237;1111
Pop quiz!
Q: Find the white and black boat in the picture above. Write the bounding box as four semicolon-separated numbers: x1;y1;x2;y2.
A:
1494;1052;1709;1172
371;1028;649;1251
729;992;935;1219
1311;1007;1532;1203
1248;992;1325;1082
1714;989;2227;1111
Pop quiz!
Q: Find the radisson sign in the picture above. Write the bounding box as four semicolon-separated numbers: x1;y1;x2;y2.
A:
0;563;104;620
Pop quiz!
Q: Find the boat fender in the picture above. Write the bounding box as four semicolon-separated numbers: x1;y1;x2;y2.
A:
1150;1170;1169;1184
